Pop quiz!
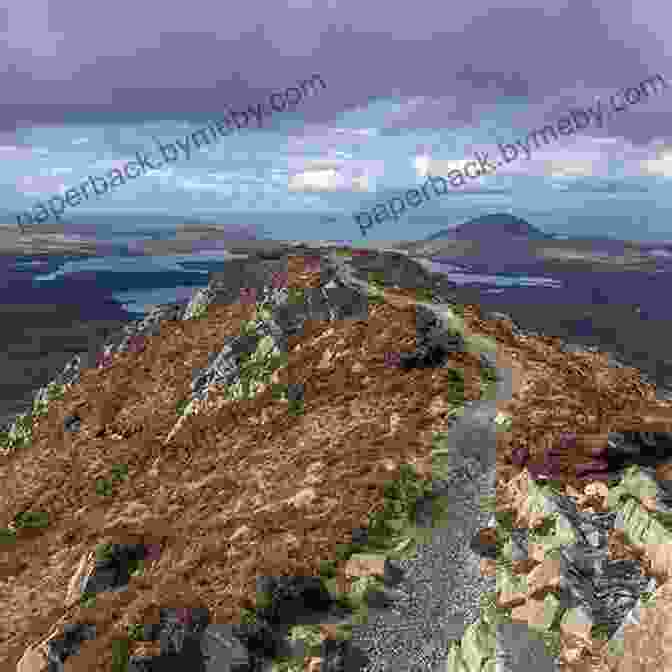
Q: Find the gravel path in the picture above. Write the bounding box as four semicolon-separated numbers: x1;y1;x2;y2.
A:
321;249;543;670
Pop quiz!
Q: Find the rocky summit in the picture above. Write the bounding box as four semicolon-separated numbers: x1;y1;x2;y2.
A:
3;243;672;671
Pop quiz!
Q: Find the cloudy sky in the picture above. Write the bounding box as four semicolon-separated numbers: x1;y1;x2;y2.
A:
1;0;671;243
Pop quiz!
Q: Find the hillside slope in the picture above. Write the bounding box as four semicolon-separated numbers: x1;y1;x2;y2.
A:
3;244;672;671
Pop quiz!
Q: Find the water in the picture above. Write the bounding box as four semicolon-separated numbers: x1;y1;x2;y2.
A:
4;211;672;321
0;217;259;317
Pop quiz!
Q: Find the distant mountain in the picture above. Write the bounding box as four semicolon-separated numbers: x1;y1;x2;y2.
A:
424;213;556;242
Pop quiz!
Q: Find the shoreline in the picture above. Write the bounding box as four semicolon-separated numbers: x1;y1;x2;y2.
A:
0;222;670;270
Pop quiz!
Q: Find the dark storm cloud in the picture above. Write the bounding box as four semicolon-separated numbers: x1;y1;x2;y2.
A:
1;0;670;147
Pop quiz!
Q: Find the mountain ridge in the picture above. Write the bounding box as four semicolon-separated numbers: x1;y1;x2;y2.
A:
424;213;556;242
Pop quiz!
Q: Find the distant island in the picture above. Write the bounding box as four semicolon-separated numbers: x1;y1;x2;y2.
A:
424;213;557;242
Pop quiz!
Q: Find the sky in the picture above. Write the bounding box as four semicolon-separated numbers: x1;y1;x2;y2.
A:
1;0;672;244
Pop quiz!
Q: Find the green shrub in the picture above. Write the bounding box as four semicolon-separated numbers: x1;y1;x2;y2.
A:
445;369;465;405
590;622;611;641
240;319;258;337
366;285;386;305
95;478;114;497
286;287;306;305
415;287;434;303
270;383;288;400
80;592;97;608
287;399;305;417
48;382;65;400
0;413;34;452
127;624;145;641
254;304;274;322
111;637;130;672
349;576;385;604
334;543;355;563
32;382;66;418
363;463;440;553
129;558;145;577
110;463;129;484
240;608;258;625
226;336;287;402
538;629;563;661
640;589;656;606
0;527;17;544
318;559;337;578
14;510;49;529
332;623;353;641
95;542;114;562
288;624;323;649
190;302;209;320
480;365;499;386
479;590;512;627
270;657;304;672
